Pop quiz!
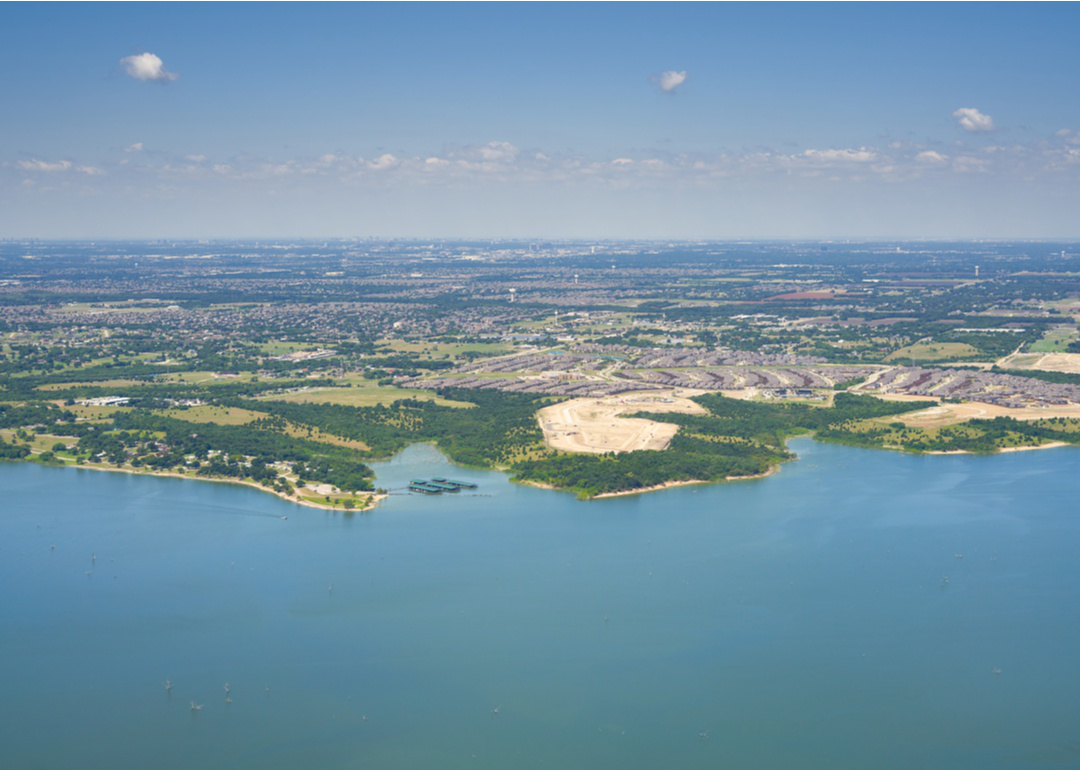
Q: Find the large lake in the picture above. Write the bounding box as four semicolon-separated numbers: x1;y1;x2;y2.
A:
1;439;1078;769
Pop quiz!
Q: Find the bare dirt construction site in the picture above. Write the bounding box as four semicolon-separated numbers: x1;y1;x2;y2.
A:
873;393;1080;428
998;352;1080;375
538;390;708;454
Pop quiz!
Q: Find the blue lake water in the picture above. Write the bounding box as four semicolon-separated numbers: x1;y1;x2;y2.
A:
1;439;1079;769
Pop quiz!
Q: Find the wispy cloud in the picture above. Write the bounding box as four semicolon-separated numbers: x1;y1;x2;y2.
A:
953;107;994;132
17;159;72;172
802;148;877;164
915;150;949;165
120;52;178;83
655;70;688;93
11;132;1080;198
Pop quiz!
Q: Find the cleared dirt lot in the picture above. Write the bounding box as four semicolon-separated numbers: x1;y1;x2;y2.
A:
1013;352;1080;374
538;390;708;454
872;393;1080;427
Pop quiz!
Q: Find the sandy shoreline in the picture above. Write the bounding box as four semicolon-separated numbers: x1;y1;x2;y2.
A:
592;464;781;498
57;462;386;512
926;441;1071;456
515;463;780;499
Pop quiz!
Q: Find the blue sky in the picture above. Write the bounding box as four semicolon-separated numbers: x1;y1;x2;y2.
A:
3;2;1079;239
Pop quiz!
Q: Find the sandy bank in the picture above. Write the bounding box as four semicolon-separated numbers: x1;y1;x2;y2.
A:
58;462;385;512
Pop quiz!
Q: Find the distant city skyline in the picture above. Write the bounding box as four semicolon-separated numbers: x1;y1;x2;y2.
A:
3;2;1079;239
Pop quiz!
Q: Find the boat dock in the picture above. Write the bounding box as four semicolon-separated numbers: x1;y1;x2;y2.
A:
432;477;478;489
409;478;478;494
409;479;444;495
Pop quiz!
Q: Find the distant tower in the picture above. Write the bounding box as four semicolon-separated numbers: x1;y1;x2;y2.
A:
574;274;579;285
591;246;596;254
975;265;980;278
509;288;516;303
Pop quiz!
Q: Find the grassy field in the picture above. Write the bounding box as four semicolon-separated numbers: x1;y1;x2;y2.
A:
261;382;474;409
54;301;174;314
61;403;129;420
257;341;325;355
157;405;266;425
37;379;147;391
0;429;80;453
1029;328;1078;353
885;341;982;362
155;371;259;384
377;340;514;358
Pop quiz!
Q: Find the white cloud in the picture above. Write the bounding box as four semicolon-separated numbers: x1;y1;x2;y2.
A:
120;52;178;83
477;141;519;162
76;165;106;176
17;159;72;172
369;153;399;170
656;70;688;93
802;148;877;163
1055;129;1080;146
915;150;949;164
953;107;995;132
124;142;144;153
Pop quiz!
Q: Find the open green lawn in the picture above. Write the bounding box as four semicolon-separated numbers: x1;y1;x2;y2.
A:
1029;328;1078;353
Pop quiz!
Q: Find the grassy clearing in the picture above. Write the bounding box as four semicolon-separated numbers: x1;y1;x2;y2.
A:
281;422;370;451
0;429;80;453
1029;329;1077;353
257;341;323;355
37;379;147;391
378;339;514;358
885;342;981;362
61;404;128;420
295;489;376;509
157;405;266;425
262;382;473;409
53;301;173;314
155;371;258;384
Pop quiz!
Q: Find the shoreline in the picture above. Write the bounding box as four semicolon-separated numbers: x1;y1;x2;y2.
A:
17;433;1074;508
926;441;1070;456
52;461;386;512
515;462;781;500
592;463;782;499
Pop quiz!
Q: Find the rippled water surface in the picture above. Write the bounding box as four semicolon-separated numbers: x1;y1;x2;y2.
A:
2;440;1079;769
